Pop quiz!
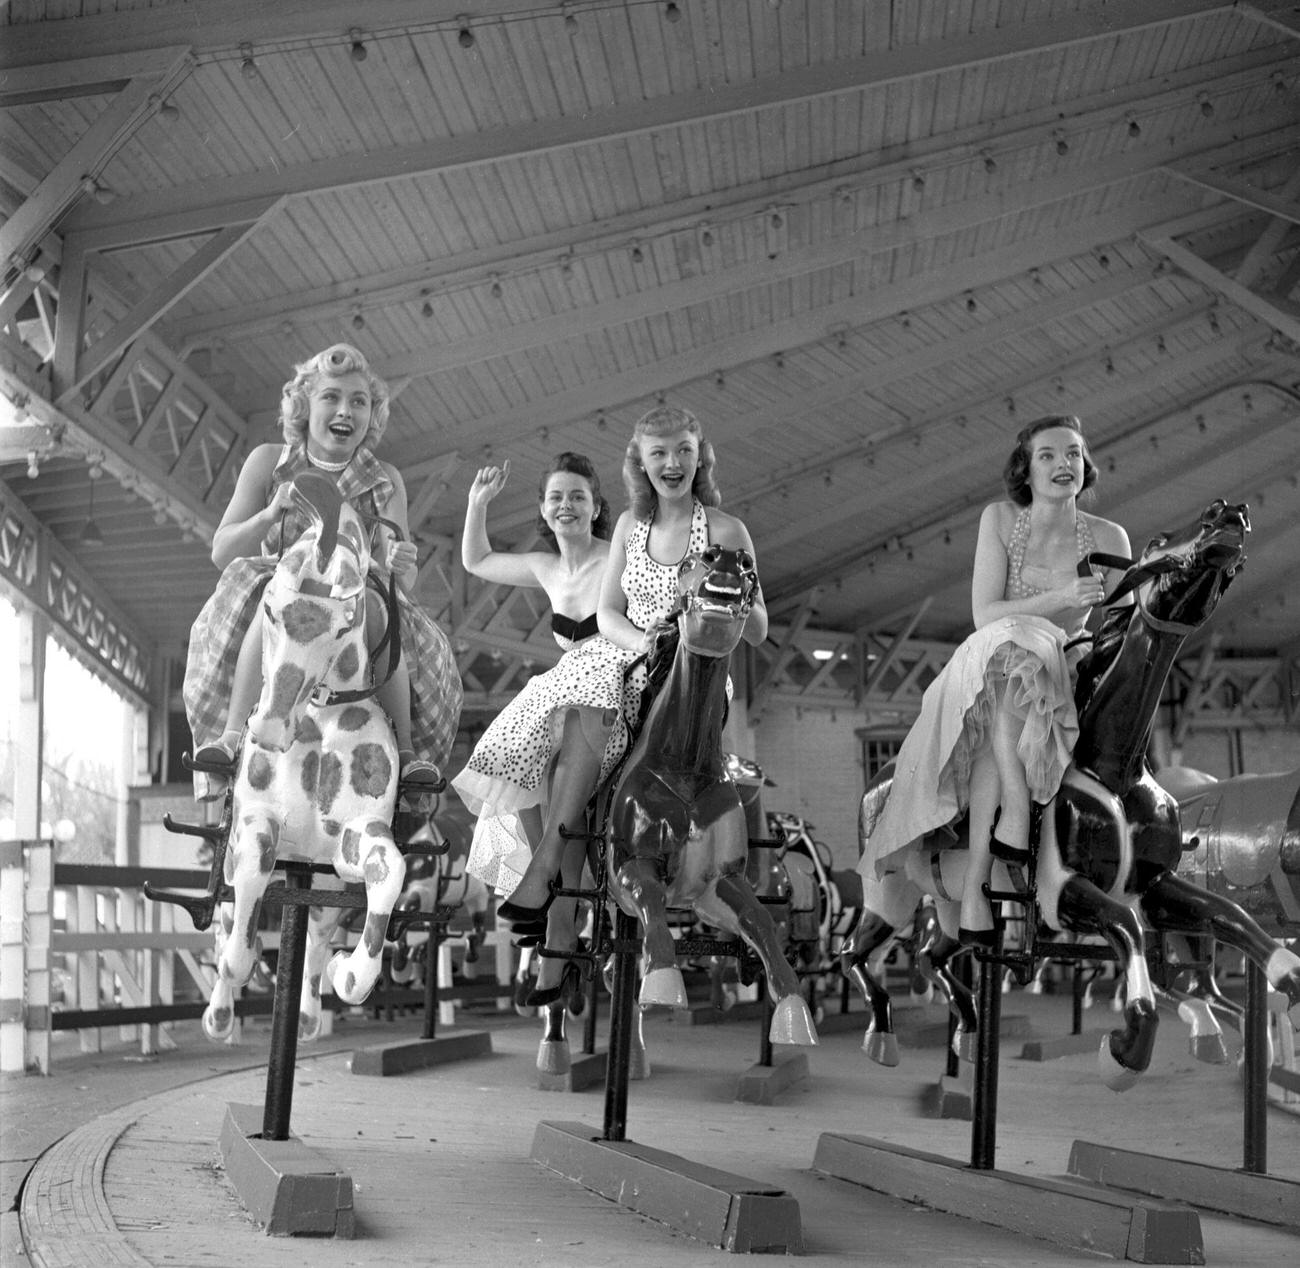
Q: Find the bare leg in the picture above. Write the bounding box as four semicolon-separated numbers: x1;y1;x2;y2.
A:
533;838;587;993
506;707;610;912
990;686;1031;853
960;741;1000;938
198;608;264;760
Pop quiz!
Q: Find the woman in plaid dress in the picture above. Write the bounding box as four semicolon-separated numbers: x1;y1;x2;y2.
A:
183;344;461;799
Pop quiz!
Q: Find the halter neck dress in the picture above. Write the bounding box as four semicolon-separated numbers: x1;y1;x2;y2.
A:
857;506;1098;882
456;500;711;896
183;443;463;796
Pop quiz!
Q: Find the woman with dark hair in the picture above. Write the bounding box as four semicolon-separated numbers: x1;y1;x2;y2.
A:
857;416;1129;944
452;452;629;1001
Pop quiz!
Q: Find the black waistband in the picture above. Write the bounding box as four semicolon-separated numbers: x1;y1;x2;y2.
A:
552;612;599;642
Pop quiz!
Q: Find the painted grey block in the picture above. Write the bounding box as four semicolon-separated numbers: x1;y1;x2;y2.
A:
814;1133;1202;1264
219;1103;354;1238
734;1053;810;1105
349;1029;492;1076
1069;1139;1300;1230
531;1119;802;1253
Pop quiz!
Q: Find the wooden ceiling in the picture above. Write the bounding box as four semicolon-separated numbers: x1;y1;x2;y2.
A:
1;0;1298;711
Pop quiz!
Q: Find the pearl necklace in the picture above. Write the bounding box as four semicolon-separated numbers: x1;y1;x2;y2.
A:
306;451;350;473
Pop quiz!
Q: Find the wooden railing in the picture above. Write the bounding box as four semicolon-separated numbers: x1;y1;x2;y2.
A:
0;839;516;1073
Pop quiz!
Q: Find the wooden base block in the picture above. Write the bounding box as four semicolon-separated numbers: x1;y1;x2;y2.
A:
1020;1030;1107;1061
919;1072;973;1120
349;1029;492;1076
735;1053;810;1105
1068;1139;1300;1230
813;1133;1202;1264
219;1103;354;1238
532;1120;802;1253
678;1000;766;1026
899;1012;1032;1050
538;1050;607;1092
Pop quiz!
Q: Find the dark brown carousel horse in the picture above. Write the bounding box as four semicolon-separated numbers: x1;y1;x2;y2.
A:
606;545;818;1047
841;499;1300;1087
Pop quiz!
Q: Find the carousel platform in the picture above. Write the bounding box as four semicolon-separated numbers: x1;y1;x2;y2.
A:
4;989;1296;1267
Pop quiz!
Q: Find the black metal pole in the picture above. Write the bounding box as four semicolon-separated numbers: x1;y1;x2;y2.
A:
758;974;774;1068
601;908;639;1142
970;938;1004;1171
1242;959;1268;1174
1071;961;1084;1036
422;923;439;1040
263;864;310;1141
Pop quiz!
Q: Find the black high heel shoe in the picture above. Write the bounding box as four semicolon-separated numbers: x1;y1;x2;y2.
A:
525;960;582;1009
495;877;559;928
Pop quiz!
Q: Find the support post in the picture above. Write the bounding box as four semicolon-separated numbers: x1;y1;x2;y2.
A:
970;940;1004;1171
263;864;311;1142
1242;959;1267;1174
602;908;639;1142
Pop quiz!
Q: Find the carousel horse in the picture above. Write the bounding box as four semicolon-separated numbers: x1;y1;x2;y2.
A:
841;499;1300;1088
202;471;409;1043
388;804;491;988
605;545;819;1047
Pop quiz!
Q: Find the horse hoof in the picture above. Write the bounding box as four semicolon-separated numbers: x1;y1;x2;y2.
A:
298;1010;322;1043
537;1039;571;1077
1098;1035;1142;1092
639;967;688;1008
863;1031;899;1067
1189;1033;1228;1065
953;1029;978;1064
628;1043;651;1081
769;996;818;1046
202;1004;233;1044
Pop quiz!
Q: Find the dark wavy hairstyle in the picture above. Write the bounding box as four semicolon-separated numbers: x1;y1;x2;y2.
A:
1003;414;1098;507
622;404;722;520
535;451;613;550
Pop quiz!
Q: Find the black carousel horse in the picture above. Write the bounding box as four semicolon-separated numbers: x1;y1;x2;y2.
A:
840;499;1300;1088
605;545;818;1047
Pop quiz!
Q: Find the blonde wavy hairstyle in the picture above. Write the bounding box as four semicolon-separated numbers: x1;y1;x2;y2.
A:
280;344;391;449
622;404;721;520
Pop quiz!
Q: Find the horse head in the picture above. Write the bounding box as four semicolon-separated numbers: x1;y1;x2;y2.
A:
1131;499;1248;634
675;545;757;657
249;474;372;752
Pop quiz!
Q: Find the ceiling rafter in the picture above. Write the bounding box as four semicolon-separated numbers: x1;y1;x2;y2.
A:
766;345;1283;611
393;191;1229;474
162;45;1299;349
0;52;191;273
1137;234;1300;344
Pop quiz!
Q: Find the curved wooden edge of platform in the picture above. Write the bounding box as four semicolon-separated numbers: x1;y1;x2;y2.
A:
530;1120;802;1254
1068;1139;1300;1231
812;1132;1205;1265
19;1105;153;1268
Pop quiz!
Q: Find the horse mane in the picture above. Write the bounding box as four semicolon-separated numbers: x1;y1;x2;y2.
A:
1073;603;1131;715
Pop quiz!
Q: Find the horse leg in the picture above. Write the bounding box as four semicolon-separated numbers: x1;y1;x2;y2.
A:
695;874;818;1046
329;821;406;1004
840;870;921;1064
204;809;279;1042
917;923;979;1064
300;892;344;1042
1057;876;1158;1091
1142;870;1300;1026
613;858;686;1007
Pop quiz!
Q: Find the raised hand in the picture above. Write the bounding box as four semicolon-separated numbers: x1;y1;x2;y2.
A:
468;460;511;509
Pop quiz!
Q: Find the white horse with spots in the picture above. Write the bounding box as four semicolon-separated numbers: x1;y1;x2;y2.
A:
203;471;405;1042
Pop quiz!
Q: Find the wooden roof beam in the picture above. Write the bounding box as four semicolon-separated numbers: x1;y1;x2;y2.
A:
1137;234;1300;345
162;47;1298;347
0;54;190;272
